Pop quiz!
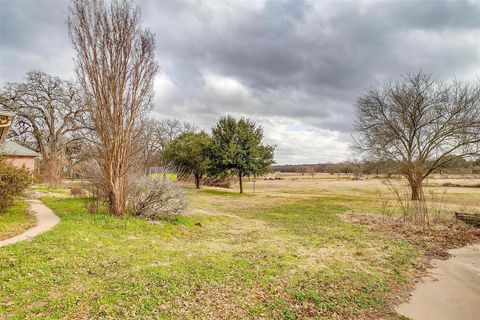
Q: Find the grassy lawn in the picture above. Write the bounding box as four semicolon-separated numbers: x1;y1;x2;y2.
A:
0;201;36;241
0;180;426;320
30;185;71;196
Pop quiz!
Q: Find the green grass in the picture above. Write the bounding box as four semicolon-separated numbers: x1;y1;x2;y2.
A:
199;188;252;197
0;200;36;241
239;197;418;317
0;190;420;319
149;173;177;181
30;185;70;195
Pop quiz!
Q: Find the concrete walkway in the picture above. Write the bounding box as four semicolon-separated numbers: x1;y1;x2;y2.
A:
396;243;480;320
0;199;60;247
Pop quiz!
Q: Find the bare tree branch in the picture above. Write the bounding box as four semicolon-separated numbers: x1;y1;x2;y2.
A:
68;0;159;216
354;72;480;200
0;70;86;184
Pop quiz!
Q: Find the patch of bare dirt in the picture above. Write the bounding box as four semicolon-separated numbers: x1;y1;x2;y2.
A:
342;214;480;259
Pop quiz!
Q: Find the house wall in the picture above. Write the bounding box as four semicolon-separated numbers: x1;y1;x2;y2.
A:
4;156;36;171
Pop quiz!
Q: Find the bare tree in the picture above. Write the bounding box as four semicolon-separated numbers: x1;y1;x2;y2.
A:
140;118;195;174
354;72;480;200
0;71;85;184
155;118;196;149
69;0;159;216
140;119;163;174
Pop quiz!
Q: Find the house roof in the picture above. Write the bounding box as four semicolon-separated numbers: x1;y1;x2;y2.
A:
0;140;41;157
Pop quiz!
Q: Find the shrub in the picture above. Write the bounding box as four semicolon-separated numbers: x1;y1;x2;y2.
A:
70;186;86;197
0;157;33;210
128;177;187;219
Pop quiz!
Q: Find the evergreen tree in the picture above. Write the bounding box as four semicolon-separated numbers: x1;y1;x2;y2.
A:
162;131;211;188
210;116;275;193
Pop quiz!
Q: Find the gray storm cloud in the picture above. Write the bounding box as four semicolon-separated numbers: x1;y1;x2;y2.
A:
1;0;479;164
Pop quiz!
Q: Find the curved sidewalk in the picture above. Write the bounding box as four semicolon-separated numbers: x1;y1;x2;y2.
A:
0;199;60;247
396;243;480;320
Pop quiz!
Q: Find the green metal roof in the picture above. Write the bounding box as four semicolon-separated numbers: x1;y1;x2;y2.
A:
0;140;41;157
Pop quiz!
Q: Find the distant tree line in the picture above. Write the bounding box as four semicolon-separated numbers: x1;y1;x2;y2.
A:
272;158;480;176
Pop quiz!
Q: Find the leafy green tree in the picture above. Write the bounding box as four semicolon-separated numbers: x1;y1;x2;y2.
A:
209;116;275;193
162;131;211;188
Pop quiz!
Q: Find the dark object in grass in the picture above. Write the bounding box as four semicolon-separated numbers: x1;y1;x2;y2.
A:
455;212;480;228
195;222;202;227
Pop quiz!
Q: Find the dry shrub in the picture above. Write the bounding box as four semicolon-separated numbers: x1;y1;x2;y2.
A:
0;157;33;210
79;160;187;217
70;186;86;198
378;179;475;227
128;177;187;219
77;159;109;201
382;180;431;226
376;189;398;220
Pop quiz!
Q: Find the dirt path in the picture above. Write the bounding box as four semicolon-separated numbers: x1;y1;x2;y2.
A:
396;243;480;320
0;199;60;247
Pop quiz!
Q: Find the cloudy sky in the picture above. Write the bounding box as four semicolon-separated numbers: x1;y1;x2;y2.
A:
1;0;479;164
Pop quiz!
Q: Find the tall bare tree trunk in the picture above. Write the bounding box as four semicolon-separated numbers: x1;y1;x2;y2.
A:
407;174;424;201
43;155;62;186
410;181;423;201
239;174;243;194
109;178;126;216
69;0;158;216
194;174;201;189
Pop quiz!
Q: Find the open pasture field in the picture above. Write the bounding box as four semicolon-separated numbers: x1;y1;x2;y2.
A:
1;176;479;319
255;174;480;214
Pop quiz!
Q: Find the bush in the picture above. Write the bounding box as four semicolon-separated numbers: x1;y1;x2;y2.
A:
128;177;187;219
70;186;86;197
0;158;33;210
